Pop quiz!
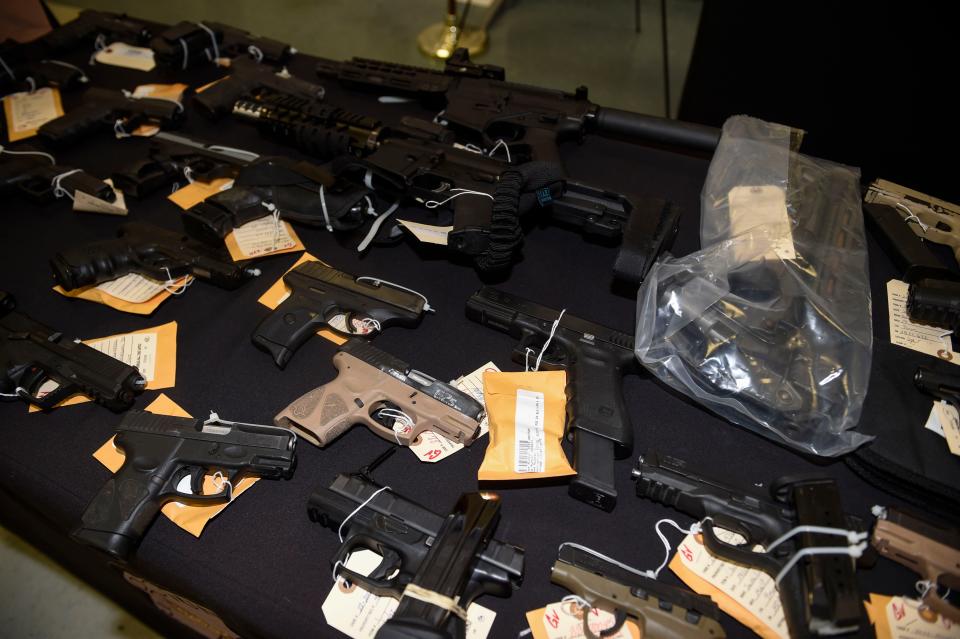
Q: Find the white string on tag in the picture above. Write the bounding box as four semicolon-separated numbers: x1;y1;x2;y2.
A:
51;168;82;200
204;411;298;449
318;184;333;232
400;583;468;621
524;309;567;371
0;146;56;165
42;59;89;84
161;267;195;295
420;188;494;209
355;277;434;312
560;594;592;611
897;202;930;233
25;77;36;93
357;317;382;333
337;485;391;544
645;518;706;579
377;408;414;444
211;471;234;501
488;139;512;163
260;201;283;249
356;202;400;252
363;169;375;190
195;22;220;62
247;45;264;63
114;119;131;138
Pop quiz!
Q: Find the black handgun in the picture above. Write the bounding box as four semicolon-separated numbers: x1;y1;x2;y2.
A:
252;261;427;368
551;543;726;639
193;56;323;120
50;222;260;292
0;40;89;95
182;156;370;244
915;366;960;410
633;453;864;638
0;291;145;411
315;48;720;159
74;410;296;560
1;148;114;202
150;21;292;70
307;458;524;639
39;9;152;54
112;131;259;198
466;286;637;511
37;87;185;146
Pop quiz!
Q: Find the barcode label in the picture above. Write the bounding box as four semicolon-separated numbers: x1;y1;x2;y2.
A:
514;389;545;473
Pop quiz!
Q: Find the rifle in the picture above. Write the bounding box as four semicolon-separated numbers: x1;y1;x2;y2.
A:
50;222;260;291
465;286;637;511
193;56;324;120
74;410;296;559
0;291;146;411
1;147;115;202
307;451;524;639
37;87;185;146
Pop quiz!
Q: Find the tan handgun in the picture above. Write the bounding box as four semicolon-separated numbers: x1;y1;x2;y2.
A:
872;506;960;622
274;339;484;448
550;543;726;639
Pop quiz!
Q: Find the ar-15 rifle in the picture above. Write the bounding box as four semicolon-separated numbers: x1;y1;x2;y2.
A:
0;291;145;411
193;56;323;120
112;130;259;198
1;147;114;202
274;338;484;446
307;450;524;639
50;222;260;292
551;543;726;639
465;286;637;511
871;506;960;623
150;21;293;70
74;410;296;560
633;453;866;638
315;48;719;160
234;91;666;274
37;87;184;146
252;261;428;368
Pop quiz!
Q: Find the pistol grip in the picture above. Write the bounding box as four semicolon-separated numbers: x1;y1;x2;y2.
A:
275;383;356;447
252;293;330;368
192;78;241;119
72;462;165;560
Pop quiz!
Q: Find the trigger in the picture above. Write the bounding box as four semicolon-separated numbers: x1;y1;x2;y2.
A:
369;547;401;581
190;467;205;495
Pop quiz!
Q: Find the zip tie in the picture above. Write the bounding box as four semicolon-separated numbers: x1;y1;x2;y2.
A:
247;45;264;63
356;202;400;252
488;139;512;163
178;38;189;70
337;485;391;542
196;22;220;62
318;184;333;232
531;309;567;372
0;55;15;81
646;518;705;579
122;88;184;112
211;471;234;501
774;541;867;585
0;387;28;399
0;146;56;165
363;169;375;190
421;188;494;209
765;525;868;553
42;59;89;83
558;542;660;582
399;583;468;621
51;169;82;200
204;411;298;449
355;277;434;312
208;144;260;162
161;267;194;295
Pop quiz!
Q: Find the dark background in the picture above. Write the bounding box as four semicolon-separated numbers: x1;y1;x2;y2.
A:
1;17;954;639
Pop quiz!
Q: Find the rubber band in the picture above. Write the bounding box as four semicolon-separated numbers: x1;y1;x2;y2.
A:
400;583;468;621
355;277;433;312
0;146;55;165
422;188;494;209
195;23;220;62
337;485;391;542
51;169;82;200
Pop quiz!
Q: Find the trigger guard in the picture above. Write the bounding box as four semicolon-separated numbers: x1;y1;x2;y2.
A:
189;467;205;495
368;547;402;581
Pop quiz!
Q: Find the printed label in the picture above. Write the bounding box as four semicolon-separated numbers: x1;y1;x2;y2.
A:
526;602;639;639
3;87;64;141
94;42;156;71
887;280;958;362
227;215;301;259
85;331;158;382
73;178;127;215
322;549;495;639
515;388;546;473
671;529;788;639
95;273;170;304
925;402;947;438
408;362;500;463
728;185;796;260
397;219;452;245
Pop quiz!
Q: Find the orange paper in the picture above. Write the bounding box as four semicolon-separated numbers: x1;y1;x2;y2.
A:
167;177;235;209
54;275;190;315
92;394;258;537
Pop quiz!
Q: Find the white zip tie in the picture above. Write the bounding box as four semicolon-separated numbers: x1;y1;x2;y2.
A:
764;525;868;553
161;267;194;295
247;45;264;63
51;169;82;200
211;471;234;501
774;541;867;585
42;59;89;83
0;146;56;165
204;411;298;449
421;188;494;209
178;38;189;70
355;277;434;312
0;387;28;399
196;22;220;62
528;309;567;371
488;139;512;163
121;88;184;112
318;184;333;232
356;202;400;252
337;485;391;543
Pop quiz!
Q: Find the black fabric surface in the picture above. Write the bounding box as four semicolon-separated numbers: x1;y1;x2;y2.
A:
0;45;940;639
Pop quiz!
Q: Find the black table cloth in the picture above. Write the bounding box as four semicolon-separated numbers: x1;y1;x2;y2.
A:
0;42;932;639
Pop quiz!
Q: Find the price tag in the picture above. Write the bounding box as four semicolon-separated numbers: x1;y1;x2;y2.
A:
94;42;156;71
224;216;304;260
398;219;452;245
887;280;957;362
525;602;639;639
865;593;960;639
73;178;127;216
3;87;64;141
